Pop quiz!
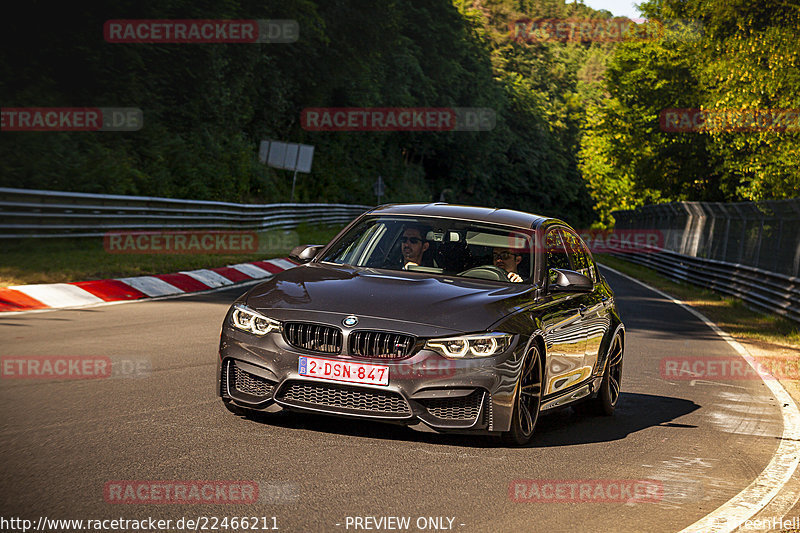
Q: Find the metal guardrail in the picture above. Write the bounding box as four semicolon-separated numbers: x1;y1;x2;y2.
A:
608;248;800;324
0;187;371;238
612;199;800;278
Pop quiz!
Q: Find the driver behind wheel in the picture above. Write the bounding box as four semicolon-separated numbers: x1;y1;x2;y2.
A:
492;247;524;283
400;224;430;269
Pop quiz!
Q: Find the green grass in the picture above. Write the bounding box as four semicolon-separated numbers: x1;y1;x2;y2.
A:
596;254;800;348
0;224;344;287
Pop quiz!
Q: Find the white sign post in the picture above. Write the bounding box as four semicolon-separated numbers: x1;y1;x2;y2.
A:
373;176;385;204
259;140;315;201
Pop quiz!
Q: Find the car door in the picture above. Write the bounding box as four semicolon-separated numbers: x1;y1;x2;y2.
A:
561;229;612;376
540;228;590;397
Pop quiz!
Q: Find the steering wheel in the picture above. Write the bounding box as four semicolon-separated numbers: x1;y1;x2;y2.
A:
458;265;509;281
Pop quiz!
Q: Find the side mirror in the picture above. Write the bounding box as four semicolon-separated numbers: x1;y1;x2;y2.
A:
548;268;593;293
290;244;324;263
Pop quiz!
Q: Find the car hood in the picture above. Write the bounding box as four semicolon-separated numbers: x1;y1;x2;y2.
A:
244;262;535;333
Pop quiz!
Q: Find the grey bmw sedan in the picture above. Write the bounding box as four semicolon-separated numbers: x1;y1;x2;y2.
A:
217;203;624;445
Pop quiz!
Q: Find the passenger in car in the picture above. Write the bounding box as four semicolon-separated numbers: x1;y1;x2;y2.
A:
493;247;524;282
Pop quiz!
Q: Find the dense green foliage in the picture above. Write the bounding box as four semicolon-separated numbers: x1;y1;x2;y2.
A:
2;1;797;229
1;0;603;227
580;0;800;225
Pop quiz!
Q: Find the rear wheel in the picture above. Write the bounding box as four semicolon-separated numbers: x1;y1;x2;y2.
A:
502;345;543;446
577;331;623;416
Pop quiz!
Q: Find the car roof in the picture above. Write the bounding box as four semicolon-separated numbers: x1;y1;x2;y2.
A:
367;203;556;230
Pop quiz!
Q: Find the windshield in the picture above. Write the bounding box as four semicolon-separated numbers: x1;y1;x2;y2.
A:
320;216;535;284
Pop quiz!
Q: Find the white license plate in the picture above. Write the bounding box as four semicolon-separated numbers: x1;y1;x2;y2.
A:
298;356;389;386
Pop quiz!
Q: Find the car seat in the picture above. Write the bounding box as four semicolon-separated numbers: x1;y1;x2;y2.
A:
435;240;472;273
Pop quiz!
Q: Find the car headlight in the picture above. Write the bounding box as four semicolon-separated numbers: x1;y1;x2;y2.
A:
231;304;281;335
425;332;513;358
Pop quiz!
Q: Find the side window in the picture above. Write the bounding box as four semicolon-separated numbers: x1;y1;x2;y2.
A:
545;229;571;271
580;241;598;282
562;231;594;282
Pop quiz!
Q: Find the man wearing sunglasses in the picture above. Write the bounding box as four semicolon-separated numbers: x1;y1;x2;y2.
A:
400;225;430;269
492;247;524;283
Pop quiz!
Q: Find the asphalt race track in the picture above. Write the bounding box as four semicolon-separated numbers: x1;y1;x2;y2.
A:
0;267;796;533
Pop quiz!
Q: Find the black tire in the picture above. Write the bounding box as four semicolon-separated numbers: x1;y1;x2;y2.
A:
576;331;623;416
502;345;543;446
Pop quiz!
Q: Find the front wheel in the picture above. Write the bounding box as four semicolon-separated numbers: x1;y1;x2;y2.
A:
502;345;543;446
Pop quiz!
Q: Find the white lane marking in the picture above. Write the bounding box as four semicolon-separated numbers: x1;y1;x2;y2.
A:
8;283;104;307
641;457;720;510
229;263;271;278
599;263;800;532
116;276;183;297
180;269;234;288
689;380;748;389
266;258;297;270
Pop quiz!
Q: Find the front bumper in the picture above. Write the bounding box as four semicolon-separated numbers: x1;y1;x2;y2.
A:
217;326;525;434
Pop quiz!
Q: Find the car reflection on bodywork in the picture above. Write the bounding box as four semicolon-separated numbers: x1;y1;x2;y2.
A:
217;203;624;445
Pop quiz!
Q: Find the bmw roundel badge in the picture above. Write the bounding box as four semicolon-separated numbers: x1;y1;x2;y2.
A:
342;315;358;327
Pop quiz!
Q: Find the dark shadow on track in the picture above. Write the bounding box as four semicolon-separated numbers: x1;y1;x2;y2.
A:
221;392;699;449
531;393;699;447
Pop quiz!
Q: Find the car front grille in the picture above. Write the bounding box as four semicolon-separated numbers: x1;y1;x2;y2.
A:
349;330;416;359
420;390;485;421
276;381;411;417
283;322;342;354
